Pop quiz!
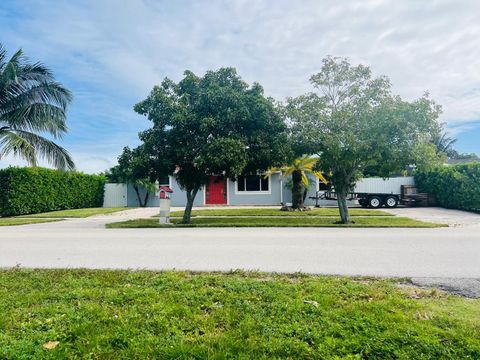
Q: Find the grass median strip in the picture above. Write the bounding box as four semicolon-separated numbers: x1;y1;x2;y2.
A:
0;218;61;226
169;208;392;217
0;269;478;358
108;216;443;228
22;207;126;218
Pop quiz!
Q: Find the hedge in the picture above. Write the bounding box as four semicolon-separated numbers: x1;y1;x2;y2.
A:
0;167;106;217
415;163;480;212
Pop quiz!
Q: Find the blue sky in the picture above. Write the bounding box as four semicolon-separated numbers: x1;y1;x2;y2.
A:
1;0;480;173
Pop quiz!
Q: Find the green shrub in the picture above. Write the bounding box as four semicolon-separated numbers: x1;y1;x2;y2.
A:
415;163;480;211
0;167;105;217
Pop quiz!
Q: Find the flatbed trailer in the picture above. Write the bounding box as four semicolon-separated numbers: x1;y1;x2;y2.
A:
323;176;423;208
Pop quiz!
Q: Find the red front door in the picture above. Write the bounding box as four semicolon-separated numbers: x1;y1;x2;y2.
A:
206;176;227;205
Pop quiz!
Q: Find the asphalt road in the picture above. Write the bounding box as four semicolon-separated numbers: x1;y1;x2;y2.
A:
1;211;479;281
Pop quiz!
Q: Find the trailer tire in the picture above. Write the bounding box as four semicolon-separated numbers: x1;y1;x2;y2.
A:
368;196;383;209
384;195;399;208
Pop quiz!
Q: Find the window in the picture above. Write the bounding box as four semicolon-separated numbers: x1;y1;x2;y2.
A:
318;180;330;191
159;176;170;186
236;175;269;193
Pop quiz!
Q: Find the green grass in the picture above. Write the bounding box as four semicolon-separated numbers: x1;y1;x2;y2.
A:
22;207;126;218
108;216;443;228
0;269;478;358
169;207;391;217
0;207;124;225
0;218;61;226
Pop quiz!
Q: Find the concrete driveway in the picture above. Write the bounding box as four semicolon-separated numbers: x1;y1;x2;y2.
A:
1;207;479;283
384;206;480;227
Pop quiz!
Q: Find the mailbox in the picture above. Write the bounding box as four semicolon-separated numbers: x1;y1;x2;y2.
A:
158;185;173;225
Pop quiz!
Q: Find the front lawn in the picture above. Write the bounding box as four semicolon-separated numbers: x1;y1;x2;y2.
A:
169;208;391;217
108;216;443;228
0;269;478;358
0;218;61;226
23;207;126;218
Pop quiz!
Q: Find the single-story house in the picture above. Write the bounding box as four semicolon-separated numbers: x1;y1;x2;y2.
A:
103;173;348;207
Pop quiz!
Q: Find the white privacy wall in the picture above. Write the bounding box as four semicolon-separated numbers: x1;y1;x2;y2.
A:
103;183;128;207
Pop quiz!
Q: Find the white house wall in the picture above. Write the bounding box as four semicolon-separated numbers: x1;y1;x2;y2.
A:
120;173;369;208
169;176;205;207
228;173;282;205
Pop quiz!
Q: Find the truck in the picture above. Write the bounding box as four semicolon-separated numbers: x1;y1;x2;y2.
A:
323;176;418;208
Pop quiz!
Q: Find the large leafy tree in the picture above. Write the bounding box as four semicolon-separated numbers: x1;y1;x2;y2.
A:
135;68;289;223
107;146;155;207
0;44;74;169
288;56;441;223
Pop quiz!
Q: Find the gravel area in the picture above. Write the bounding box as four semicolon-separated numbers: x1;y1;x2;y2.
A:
410;277;480;298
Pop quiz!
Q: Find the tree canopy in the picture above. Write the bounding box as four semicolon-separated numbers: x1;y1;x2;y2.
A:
134;68;289;222
287;56;441;223
107;146;155;207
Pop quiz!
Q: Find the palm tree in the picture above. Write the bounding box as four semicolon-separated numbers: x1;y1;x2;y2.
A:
0;44;74;169
269;156;328;209
433;131;457;158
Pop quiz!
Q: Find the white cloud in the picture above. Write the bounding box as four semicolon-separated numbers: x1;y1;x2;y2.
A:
2;0;480;172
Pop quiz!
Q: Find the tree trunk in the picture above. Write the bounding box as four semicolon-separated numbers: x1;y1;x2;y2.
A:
143;192;149;207
133;185;146;207
337;189;351;224
182;187;200;224
292;170;304;209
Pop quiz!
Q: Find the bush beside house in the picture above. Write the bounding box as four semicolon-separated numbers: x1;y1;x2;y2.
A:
0;167;105;217
415;163;480;212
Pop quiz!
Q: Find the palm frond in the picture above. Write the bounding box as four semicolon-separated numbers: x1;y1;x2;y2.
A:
314;171;329;184
1;48;24;83
281;166;295;177
3;81;72;109
297;156;318;169
3;129;75;170
0;44;7;72
16;61;55;83
266;155;328;189
0;43;74;169
0;129;36;165
263;167;281;179
301;172;309;187
1;103;68;137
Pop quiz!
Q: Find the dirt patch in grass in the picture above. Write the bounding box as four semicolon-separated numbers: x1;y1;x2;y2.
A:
397;284;449;299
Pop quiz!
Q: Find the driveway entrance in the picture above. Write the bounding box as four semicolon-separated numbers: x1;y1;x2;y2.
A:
384;207;480;227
